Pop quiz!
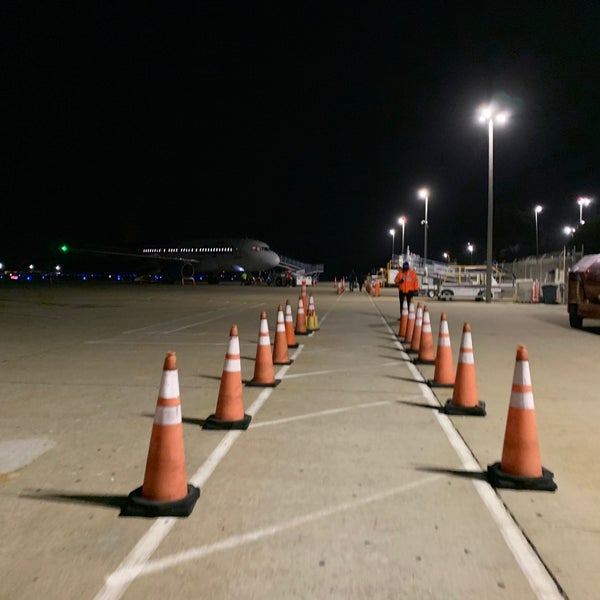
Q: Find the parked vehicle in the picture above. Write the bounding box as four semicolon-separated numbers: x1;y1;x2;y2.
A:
567;253;600;328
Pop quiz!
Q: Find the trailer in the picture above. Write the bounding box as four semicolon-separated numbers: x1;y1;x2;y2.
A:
567;253;600;328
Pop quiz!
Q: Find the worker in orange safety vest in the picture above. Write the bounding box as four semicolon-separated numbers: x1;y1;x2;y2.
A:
394;261;419;313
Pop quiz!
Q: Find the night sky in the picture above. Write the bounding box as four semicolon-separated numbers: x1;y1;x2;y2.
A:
7;2;600;277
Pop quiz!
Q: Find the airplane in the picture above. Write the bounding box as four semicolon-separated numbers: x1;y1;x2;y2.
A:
58;237;281;283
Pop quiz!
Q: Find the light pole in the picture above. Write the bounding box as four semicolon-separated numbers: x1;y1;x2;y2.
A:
398;216;406;258
467;242;474;264
577;196;591;225
534;205;542;258
418;188;429;275
477;105;508;303
443;252;450;262
389;229;395;258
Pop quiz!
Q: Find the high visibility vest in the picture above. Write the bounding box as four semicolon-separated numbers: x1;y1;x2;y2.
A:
394;269;419;293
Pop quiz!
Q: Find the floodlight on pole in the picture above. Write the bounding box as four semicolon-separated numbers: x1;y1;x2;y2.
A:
477;104;509;303
534;205;543;258
398;216;406;258
389;228;396;258
577;196;591;225
418;188;429;277
467;242;474;264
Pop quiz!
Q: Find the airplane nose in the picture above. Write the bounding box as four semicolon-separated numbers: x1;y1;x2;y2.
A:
270;252;280;267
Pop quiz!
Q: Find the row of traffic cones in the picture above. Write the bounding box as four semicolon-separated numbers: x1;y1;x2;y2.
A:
122;294;321;517
397;298;556;492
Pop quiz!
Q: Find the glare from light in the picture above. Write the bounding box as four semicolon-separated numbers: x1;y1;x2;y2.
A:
535;205;543;214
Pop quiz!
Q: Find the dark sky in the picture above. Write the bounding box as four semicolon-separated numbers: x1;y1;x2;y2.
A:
6;1;600;276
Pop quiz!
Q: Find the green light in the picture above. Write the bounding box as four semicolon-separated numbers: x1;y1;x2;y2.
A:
59;244;69;253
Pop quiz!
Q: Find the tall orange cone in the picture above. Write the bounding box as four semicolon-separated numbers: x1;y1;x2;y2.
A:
306;293;320;332
427;312;455;387
294;295;308;335
284;300;299;348
121;351;200;517
273;305;293;365
397;297;408;338
414;305;435;364
204;325;252;430
403;300;416;347
408;303;423;353
301;280;308;311
488;346;556;491
443;323;486;416
247;311;280;387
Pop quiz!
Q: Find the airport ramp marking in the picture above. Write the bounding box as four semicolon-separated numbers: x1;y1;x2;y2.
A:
0;438;56;475
101;475;442;588
251;398;423;428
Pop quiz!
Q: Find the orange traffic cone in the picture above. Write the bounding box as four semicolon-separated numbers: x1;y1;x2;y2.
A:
247;311;281;387
415;305;435;364
284;300;299;348
427;312;455;388
301;280;308;311
487;346;556;491
443;323;486;416
295;295;308;335
374;279;380;297
306;293;320;332
403;300;416;347
121;351;200;517
204;325;252;430
397;298;408;338
273;305;293;365
408;303;423;353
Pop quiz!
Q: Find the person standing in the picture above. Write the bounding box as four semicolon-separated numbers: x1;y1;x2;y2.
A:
394;261;419;312
348;269;358;292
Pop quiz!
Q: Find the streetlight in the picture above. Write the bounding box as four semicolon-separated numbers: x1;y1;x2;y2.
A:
398;216;406;258
389;228;396;258
577;196;591;225
563;225;575;237
467;242;474;264
534;205;543;258
443;252;450;262
418;188;429;274
477;104;509;303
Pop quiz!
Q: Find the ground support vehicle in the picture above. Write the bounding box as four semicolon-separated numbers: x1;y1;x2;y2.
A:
567;253;600;328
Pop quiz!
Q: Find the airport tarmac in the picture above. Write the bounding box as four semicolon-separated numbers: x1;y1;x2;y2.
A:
0;281;598;600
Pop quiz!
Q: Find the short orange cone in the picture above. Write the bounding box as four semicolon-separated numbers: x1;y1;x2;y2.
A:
397;298;408;338
415;305;435;364
408;303;423;353
284;300;299;348
443;323;486;416
247;311;281;387
427;312;455;387
306;293;320;332
295;295;308;335
403;300;416;347
204;325;252;430
488;346;556;491
273;305;293;365
121;351;200;517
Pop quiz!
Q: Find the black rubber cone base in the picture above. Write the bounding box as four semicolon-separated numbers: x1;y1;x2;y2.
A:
121;484;200;518
287;343;299;349
413;358;435;365
203;413;252;430
427;380;455;388
443;399;486;416
246;378;281;388
273;358;294;365
487;462;557;492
